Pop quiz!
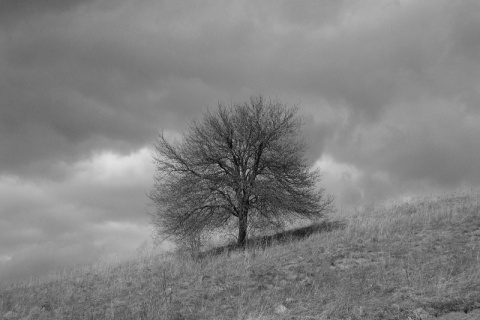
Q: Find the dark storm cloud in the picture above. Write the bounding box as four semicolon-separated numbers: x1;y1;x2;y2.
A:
299;0;480;205
0;0;93;16
2;0;479;178
0;0;257;178
1;21;153;175
0;0;96;28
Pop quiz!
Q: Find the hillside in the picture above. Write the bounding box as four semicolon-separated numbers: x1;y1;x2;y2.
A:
1;190;480;320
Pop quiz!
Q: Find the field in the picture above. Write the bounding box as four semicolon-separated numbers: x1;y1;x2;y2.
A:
1;189;480;319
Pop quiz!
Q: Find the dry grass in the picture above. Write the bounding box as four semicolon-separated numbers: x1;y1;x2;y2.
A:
1;189;480;319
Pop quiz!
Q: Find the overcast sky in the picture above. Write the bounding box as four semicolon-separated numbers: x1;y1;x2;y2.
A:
1;0;480;283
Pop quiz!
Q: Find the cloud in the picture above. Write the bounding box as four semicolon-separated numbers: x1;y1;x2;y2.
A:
1;0;254;178
324;99;480;205
0;148;153;283
0;0;95;26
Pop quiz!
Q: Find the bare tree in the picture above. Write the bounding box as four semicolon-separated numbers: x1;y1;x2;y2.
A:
149;96;333;248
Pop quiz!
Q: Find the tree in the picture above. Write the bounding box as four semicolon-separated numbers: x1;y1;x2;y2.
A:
149;96;333;249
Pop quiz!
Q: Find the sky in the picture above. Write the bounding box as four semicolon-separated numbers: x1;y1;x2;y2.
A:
1;0;480;283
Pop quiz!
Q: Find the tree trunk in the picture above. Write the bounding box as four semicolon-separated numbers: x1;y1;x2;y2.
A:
238;210;248;248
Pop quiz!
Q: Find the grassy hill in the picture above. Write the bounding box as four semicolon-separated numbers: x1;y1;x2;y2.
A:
1;189;480;320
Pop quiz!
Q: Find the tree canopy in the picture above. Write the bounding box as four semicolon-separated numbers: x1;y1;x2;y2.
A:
149;96;333;248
